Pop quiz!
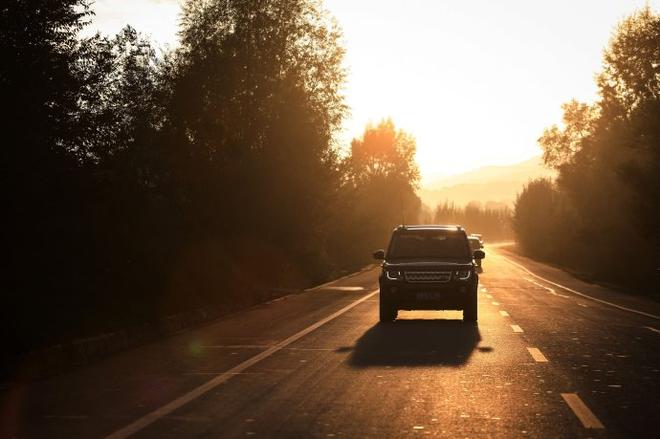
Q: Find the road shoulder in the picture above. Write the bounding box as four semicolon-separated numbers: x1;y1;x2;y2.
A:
491;245;660;319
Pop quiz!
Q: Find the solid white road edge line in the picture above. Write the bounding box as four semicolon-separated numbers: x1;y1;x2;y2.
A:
306;266;377;291
105;289;379;439
644;326;660;334
527;347;548;362
561;393;605;429
525;278;570;298
500;254;660;320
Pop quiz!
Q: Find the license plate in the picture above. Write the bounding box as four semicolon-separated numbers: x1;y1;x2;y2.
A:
416;292;443;300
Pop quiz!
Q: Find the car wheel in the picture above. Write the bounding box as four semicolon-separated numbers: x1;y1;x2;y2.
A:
463;286;478;323
379;295;397;323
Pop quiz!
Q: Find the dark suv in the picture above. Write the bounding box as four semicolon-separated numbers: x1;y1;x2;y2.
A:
373;225;485;323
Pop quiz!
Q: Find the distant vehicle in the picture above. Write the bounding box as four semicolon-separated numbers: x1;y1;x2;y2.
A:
373;225;485;323
468;235;484;267
470;233;484;245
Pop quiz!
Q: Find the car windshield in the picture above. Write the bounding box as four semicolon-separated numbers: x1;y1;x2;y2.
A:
388;230;470;259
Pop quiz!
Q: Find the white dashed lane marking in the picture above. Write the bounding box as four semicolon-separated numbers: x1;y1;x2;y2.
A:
327;286;365;292
499;310;510;317
561;393;605;429
527;347;549;362
511;325;524;333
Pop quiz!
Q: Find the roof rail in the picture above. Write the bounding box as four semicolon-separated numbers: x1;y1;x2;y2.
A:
394;224;464;231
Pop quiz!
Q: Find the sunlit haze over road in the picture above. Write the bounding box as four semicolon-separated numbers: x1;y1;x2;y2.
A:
5;2;660;436
88;0;658;182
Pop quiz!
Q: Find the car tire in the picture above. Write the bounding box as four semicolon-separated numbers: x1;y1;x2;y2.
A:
463;286;478;323
379;296;398;323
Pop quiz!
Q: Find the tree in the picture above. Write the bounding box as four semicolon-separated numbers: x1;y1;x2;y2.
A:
345;119;420;215
434;202;512;241
598;7;660;118
75;26;166;163
597;7;660;245
538;100;598;168
521;7;660;290
330;119;421;266
163;0;348;283
512;179;562;261
2;0;366;356
1;0;99;351
346;118;420;187
1;0;92;161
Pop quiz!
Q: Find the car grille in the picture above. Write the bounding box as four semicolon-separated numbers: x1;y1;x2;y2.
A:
404;271;452;283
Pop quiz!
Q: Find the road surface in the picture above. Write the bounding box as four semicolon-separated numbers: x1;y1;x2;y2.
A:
2;246;659;438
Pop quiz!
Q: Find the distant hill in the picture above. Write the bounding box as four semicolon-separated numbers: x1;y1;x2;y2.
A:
418;157;555;208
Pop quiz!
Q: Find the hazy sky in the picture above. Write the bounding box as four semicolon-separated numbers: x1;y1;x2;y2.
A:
87;0;658;183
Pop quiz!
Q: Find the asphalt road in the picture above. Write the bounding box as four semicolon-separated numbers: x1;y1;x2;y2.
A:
2;246;660;438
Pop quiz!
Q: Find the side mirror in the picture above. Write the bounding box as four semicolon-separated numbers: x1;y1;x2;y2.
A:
373;249;385;260
473;250;485;260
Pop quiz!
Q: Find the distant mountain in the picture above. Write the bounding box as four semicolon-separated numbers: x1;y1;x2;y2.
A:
418;157;555;208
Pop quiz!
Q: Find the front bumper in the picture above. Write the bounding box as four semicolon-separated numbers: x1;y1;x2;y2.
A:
380;278;476;311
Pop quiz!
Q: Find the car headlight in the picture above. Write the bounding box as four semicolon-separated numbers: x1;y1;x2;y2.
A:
455;270;471;280
386;270;403;280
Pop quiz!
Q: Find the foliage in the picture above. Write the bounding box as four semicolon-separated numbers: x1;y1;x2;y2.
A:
512;179;566;261
515;7;660;291
328;119;422;268
539;100;599;168
2;0;98;352
435;202;512;242
1;0;428;357
345;118;419;187
166;0;348;281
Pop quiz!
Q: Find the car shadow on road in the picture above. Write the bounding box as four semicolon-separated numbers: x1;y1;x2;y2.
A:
347;319;481;368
